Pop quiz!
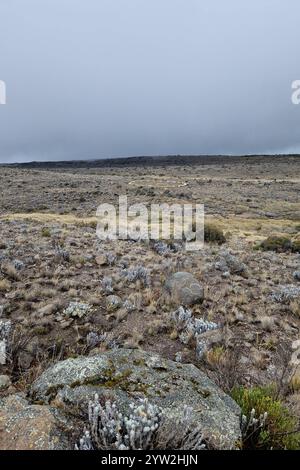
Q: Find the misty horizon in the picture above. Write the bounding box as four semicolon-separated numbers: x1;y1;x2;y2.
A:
1;0;300;163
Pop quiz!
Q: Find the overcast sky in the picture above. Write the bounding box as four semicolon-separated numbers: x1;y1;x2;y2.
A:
0;0;300;162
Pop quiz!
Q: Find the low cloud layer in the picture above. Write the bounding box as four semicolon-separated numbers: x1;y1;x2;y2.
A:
0;0;300;162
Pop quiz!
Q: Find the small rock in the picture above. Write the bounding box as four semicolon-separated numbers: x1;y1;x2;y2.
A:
259;316;275;332
216;251;248;277
60;319;73;329
165;272;204;306
18;351;34;370
95;255;107;266
292;339;300;351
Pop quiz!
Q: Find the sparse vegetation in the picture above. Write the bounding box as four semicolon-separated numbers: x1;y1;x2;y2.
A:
76;396;206;450
41;227;51;238
1;156;300;450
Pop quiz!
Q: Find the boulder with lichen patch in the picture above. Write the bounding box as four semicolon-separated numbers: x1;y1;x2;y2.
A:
165;272;204;306
30;349;241;449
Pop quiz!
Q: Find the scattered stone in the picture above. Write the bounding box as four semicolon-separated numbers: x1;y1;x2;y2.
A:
18;351;34;370
95;254;107;266
60;319;74;329
165;272;204;306
217;251;248;276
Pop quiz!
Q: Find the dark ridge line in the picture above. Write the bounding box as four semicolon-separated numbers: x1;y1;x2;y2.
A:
1;154;300;169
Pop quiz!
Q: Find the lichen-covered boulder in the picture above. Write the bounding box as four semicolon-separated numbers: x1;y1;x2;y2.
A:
31;349;241;449
165;272;204;306
0;394;71;450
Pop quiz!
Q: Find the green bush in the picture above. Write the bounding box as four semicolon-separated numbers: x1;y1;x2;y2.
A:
232;386;300;450
41;227;51;238
292;240;300;253
259;235;300;253
260;235;292;252
204;224;226;244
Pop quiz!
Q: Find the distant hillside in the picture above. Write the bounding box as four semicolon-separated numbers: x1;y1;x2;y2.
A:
2;154;300;169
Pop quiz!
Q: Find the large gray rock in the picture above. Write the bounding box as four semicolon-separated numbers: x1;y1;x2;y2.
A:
31;349;241;449
165;272;204;306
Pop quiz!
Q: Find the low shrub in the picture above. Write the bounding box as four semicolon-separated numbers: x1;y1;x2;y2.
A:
260;235;292;252
259;235;300;253
232;385;300;450
41;227;51;238
292;239;300;253
76;396;206;450
204;224;226;244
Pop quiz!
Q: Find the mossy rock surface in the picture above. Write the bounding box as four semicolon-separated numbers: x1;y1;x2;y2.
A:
30;349;241;449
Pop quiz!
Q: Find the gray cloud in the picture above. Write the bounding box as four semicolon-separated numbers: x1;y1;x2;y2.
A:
0;0;300;162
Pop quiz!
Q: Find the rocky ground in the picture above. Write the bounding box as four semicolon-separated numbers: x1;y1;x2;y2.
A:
0;155;300;449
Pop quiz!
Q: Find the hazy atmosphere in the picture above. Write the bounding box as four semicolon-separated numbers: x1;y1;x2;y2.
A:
0;0;300;163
